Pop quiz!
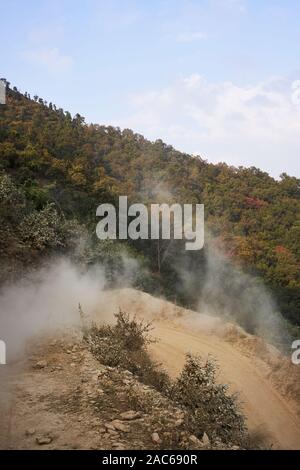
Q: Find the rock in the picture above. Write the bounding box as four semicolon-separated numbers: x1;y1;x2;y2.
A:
231;445;240;450
36;435;53;445
151;432;162;444
105;422;115;431
111;420;129;433
189;435;201;446
34;360;47;369
202;432;210;447
119;410;141;421
25;428;36;436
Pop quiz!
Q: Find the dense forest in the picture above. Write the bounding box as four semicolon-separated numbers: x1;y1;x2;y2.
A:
0;80;299;333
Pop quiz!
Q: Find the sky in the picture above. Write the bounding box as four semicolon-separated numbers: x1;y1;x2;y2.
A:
1;0;300;178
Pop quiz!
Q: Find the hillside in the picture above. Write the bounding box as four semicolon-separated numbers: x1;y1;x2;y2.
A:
0;80;300;330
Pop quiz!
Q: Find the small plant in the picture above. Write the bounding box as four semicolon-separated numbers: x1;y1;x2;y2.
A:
126;385;156;413
84;309;170;392
171;354;247;445
113;310;153;351
78;302;90;335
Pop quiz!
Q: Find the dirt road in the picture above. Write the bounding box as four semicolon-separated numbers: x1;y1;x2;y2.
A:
149;323;300;450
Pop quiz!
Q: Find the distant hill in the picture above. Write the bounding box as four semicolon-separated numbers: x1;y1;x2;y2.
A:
0;81;299;328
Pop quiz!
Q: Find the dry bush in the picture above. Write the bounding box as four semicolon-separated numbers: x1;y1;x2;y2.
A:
171;354;247;445
84;309;170;392
126;385;157;413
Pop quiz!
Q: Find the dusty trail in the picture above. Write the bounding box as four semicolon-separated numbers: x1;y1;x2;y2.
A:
149;324;300;450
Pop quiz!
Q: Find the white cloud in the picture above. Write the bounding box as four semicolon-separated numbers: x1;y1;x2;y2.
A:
24;48;73;73
121;75;300;177
177;31;207;43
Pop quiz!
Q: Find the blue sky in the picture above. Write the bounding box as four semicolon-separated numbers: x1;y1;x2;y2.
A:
1;0;300;177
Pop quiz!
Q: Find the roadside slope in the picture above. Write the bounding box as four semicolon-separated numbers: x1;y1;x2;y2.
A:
96;288;300;449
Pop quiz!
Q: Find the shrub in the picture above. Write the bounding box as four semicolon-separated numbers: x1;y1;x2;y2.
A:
19;203;82;251
84;310;170;392
19;203;64;250
171;353;247;445
0;172;26;223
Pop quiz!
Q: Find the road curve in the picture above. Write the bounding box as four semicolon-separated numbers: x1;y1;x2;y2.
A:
150;324;300;450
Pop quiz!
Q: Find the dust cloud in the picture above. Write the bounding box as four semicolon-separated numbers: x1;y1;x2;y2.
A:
0;259;106;361
0;236;291;363
197;247;290;347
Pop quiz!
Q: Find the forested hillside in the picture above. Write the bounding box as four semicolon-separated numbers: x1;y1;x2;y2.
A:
0;81;299;328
